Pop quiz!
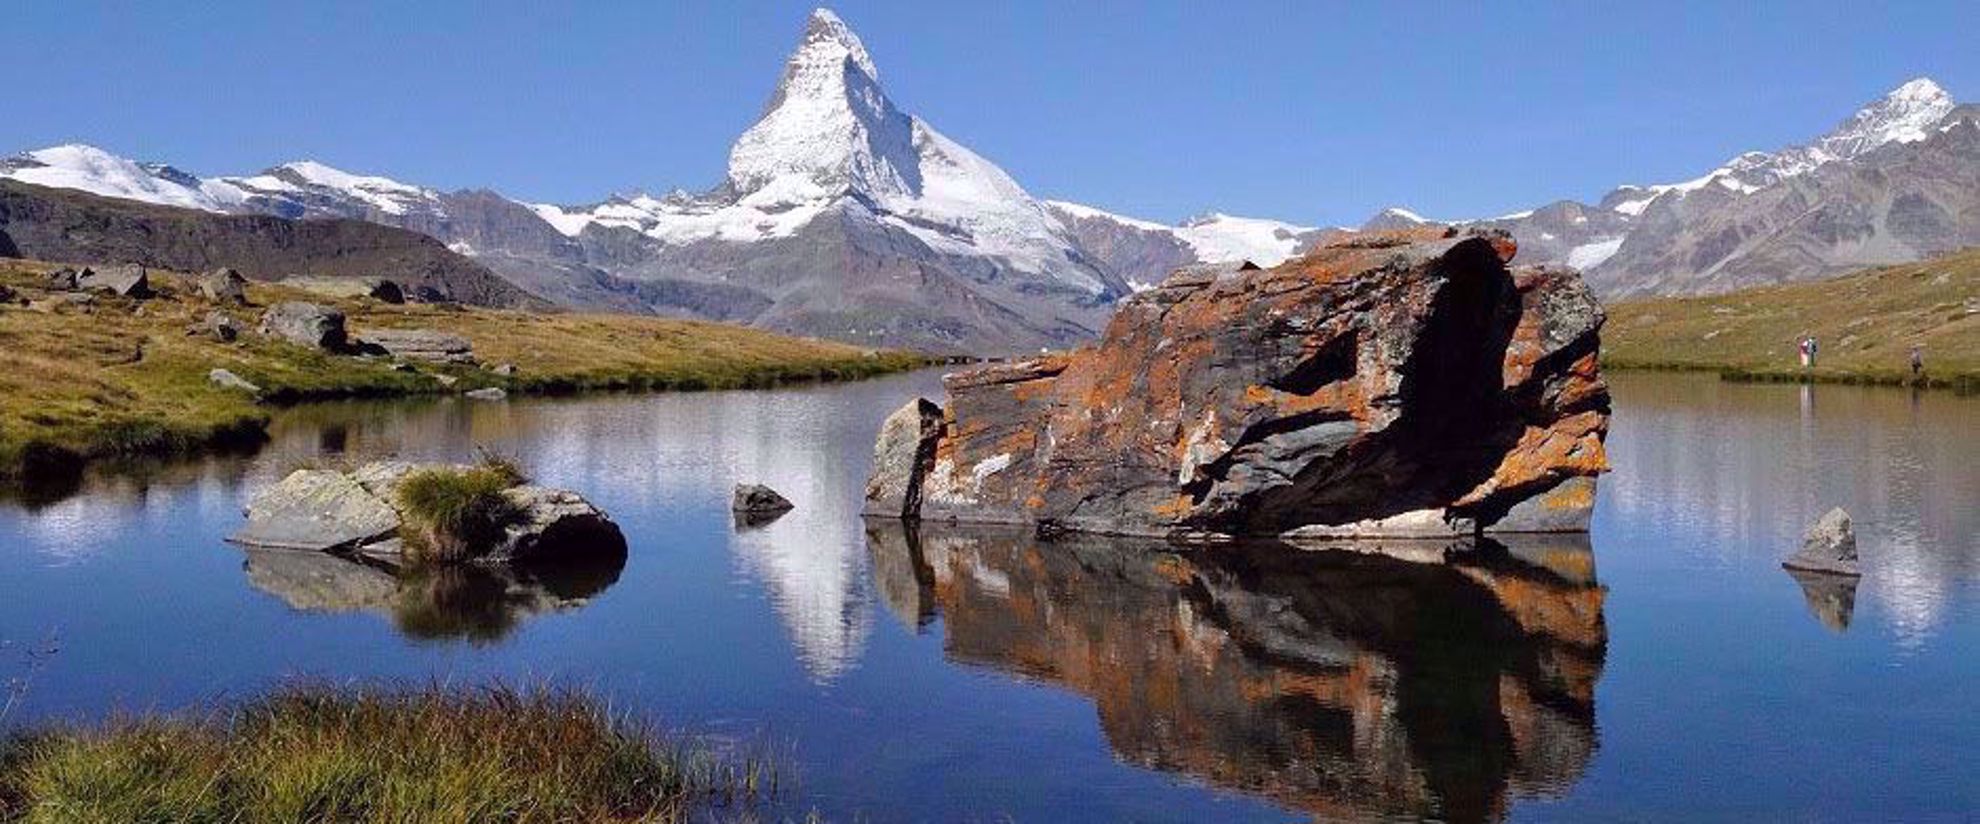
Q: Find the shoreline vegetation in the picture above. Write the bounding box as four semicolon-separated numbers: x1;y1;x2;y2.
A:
1601;249;1978;392
0;682;780;823
0;258;930;485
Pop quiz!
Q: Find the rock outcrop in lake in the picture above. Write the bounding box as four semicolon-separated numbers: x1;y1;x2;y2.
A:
866;229;1611;538
1783;507;1861;575
230;461;625;565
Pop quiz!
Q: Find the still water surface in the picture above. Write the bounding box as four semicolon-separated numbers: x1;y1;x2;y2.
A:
1;371;1974;821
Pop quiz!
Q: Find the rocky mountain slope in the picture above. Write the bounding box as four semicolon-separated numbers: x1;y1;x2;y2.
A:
0;10;1123;353
1373;78;1979;297
0;179;536;307
8;19;1973;336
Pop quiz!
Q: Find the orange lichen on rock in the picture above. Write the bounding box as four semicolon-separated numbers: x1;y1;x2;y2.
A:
870;228;1610;538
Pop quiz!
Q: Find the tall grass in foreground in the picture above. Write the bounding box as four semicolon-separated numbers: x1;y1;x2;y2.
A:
0;682;781;823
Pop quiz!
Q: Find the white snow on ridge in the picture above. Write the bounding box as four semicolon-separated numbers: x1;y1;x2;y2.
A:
1608;77;1956;216
1045;200;1316;267
1175;212;1315;267
212;160;440;216
1565;237;1625;270
1;144;242;212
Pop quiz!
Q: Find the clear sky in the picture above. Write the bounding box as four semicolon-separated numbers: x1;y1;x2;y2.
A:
3;1;1974;226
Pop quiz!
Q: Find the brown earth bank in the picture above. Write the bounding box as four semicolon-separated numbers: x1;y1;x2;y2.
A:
0;258;927;488
866;228;1611;539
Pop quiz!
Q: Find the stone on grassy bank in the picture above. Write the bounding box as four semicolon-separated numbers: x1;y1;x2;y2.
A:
259;301;348;350
199;267;249;304
866;228;1612;539
359;328;475;363
77;263;151;298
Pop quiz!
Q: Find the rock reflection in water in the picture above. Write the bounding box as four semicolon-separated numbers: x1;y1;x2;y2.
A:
867;522;1607;823
1784;568;1859;632
241;549;625;644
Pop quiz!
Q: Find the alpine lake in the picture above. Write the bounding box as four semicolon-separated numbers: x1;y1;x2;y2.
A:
1;369;1973;822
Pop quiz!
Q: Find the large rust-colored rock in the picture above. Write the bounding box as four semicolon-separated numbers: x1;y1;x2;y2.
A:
874;229;1611;537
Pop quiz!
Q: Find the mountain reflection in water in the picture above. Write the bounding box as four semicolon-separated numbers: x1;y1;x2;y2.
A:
240;548;626;644
867;521;1607;822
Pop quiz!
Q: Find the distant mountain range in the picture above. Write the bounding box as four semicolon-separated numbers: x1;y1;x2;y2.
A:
3;8;1975;351
1365;78;1980;297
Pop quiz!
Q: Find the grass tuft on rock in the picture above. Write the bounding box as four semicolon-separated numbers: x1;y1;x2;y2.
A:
395;457;530;564
0;682;780;823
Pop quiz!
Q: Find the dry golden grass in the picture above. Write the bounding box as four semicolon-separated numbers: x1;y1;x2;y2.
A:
0;682;780;823
0;259;924;480
1602;248;1979;389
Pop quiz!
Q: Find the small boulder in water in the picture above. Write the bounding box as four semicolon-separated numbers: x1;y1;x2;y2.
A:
1782;507;1860;576
733;483;794;514
465;387;507;401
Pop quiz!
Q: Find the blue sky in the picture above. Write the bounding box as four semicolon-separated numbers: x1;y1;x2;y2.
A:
3;1;1974;226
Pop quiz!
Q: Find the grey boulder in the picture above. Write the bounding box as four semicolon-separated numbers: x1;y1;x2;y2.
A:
230;469;403;551
77;263;151;298
733;483;794;514
199;310;243;342
259;302;348;351
465;387;507;401
360;328;475;363
199;267;249;305
208;368;262;394
863;397;944;518
1782;507;1861;576
491;485;627;563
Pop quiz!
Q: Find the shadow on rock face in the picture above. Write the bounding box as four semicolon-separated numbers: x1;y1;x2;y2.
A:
862;520;1608;823
240;545;626;645
1785;568;1859;633
732;508;791;531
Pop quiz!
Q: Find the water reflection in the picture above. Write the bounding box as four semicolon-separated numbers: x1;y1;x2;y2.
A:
239;548;625;644
1784;569;1859;632
868;521;1607;822
1604;374;1978;645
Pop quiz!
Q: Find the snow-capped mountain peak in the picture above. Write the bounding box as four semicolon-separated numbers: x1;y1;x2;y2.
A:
1605;77;1957;215
219;160;439;216
1816;76;1954;158
725;6;916;203
0;143;245;211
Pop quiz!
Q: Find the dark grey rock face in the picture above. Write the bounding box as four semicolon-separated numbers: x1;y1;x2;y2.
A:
863;397;944;518
0;180;539;309
732;483;795;514
1783;507;1861;575
259;301;348;350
